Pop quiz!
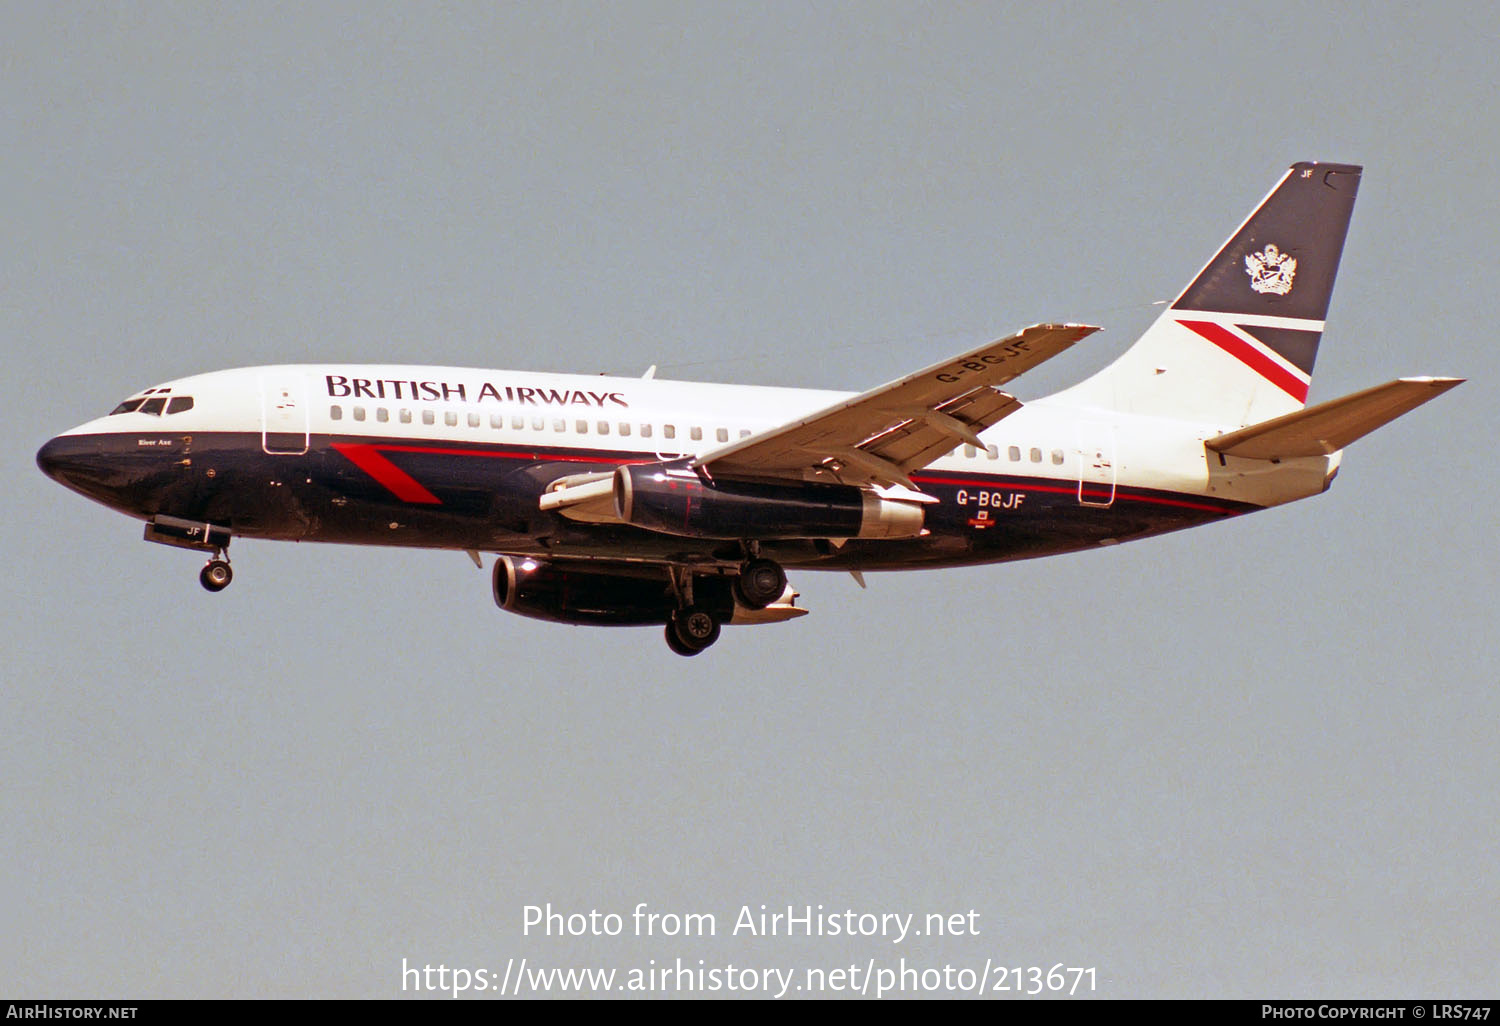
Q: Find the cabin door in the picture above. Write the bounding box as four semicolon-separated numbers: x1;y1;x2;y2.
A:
261;374;310;455
1076;423;1116;507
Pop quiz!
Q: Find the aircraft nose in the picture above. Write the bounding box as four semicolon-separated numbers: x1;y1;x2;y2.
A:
36;435;68;481
37;431;153;514
36;433;102;488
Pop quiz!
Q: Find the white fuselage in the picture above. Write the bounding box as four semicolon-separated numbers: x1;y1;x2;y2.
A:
59;362;1338;511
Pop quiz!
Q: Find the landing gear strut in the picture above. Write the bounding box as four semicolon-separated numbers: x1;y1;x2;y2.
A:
663;566;723;656
199;539;233;593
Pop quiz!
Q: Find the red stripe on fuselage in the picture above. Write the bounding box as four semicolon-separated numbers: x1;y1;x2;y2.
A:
364;445;643;464
1178;319;1309;402
330;443;443;504
331;438;1250;516
331;442;653;504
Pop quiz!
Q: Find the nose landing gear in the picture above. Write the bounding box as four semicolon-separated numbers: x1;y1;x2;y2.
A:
199;557;233;592
142;516;236;593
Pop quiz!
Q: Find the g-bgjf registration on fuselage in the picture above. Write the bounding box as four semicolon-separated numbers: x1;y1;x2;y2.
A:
38;163;1461;655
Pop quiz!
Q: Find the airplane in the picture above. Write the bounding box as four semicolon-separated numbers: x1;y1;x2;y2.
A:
37;162;1462;655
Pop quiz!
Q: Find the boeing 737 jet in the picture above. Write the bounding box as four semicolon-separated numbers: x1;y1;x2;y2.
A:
38;163;1461;654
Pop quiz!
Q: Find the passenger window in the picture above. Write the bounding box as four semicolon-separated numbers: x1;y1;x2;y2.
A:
139;397;166;416
986;444;998;460
166;396;194;415
510;416;522;430
376;407;389;422
576;419;588;433
964;445;976;459
641;424;653;439
716;428;728;443
553;418;565;432
490;414;504;429
353;407;366;422
690;427;703;441
597;421;610;435
1051;449;1065;465
740;429;752;439
532;416;545;431
1008;446;1021;462
445;411;458;427
330;405;343;421
663;425;676;440
422;410;435;425
619;423;631;436
1030;447;1042;463
399;409;412;424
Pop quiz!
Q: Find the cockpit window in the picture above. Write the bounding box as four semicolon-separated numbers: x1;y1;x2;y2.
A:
110;394;195;415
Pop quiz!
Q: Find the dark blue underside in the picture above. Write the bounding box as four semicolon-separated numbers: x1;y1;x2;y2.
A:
41;431;1259;571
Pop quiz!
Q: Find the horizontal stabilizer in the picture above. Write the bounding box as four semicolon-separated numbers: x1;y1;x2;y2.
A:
1205;377;1463;460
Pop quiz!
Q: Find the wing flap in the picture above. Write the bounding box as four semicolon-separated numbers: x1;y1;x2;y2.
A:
858;389;1022;470
1205;377;1463;460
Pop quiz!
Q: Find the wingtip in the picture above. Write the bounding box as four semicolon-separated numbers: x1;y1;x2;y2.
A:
1398;376;1465;388
1290;159;1364;175
1030;321;1101;335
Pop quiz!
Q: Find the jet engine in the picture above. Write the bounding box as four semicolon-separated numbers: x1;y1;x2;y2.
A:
613;463;924;540
492;555;732;627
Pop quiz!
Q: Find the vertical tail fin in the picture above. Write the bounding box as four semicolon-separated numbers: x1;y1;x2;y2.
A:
1058;162;1362;425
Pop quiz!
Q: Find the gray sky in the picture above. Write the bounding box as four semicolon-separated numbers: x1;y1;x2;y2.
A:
4;0;1494;999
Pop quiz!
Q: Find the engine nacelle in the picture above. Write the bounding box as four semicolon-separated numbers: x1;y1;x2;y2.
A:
613;464;925;540
492;555;732;627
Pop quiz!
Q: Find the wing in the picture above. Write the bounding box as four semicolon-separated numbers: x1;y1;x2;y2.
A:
696;322;1097;488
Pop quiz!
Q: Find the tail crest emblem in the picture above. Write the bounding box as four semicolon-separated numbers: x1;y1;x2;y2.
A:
1246;244;1297;295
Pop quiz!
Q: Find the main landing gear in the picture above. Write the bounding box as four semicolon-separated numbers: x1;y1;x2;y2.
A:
663;565;726;657
665;606;721;656
733;556;787;610
661;555;789;656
